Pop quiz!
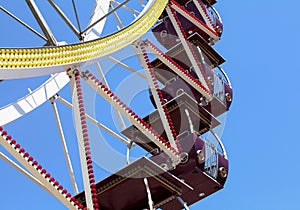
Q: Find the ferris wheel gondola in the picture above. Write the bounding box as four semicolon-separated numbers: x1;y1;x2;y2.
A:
0;0;232;209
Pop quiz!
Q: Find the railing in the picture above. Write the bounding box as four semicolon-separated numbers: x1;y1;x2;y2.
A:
213;70;225;102
207;6;223;27
204;140;218;178
211;66;232;106
214;66;232;88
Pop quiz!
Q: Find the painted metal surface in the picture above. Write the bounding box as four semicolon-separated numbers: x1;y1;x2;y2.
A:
75;1;231;208
0;0;232;209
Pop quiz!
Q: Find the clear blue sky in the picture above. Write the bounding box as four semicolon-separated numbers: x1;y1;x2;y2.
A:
1;0;300;209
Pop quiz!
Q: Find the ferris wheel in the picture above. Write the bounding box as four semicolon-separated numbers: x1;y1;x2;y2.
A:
0;0;232;209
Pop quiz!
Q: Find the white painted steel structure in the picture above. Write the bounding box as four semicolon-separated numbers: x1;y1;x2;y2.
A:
0;0;169;209
0;0;227;209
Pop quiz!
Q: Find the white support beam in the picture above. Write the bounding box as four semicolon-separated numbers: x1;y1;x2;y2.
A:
110;2;124;29
50;97;79;194
108;56;146;79
0;72;69;126
48;0;81;39
82;0;129;34
126;140;134;164
184;109;194;134
56;95;130;145
69;69;94;210
96;62;127;130
138;0;145;7
83;0;110;41
111;0;140;14
176;196;190;210
26;0;57;45
0;6;47;41
144;177;154;210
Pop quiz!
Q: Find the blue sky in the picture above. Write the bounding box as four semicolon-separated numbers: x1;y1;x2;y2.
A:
207;0;300;209
1;0;300;209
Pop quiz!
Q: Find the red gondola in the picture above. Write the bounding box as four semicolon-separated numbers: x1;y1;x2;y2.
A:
152;0;223;48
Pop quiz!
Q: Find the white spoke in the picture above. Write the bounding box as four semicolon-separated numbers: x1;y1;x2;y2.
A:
71;0;82;32
110;2;124;28
0;6;47;41
26;0;57;45
82;0;129;34
56;95;130;145
108;56;146;79
48;0;81;39
111;0;140;14
138;0;145;7
50;97;79;194
96;62;127;130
